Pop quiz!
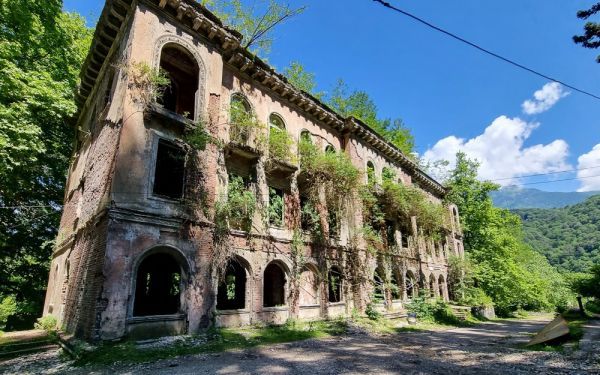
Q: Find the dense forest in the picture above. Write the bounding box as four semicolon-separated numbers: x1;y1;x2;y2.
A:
491;187;598;209
515;195;600;273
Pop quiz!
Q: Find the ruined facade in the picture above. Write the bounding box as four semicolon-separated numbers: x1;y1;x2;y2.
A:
43;0;464;341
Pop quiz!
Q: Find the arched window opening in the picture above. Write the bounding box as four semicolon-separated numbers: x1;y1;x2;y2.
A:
269;113;285;131
264;263;286;307
385;220;396;247
217;259;247;310
405;271;416;299
300;130;312;144
429;275;436;298
158;44;199;119
328;266;342;303
382;167;395;183
438;275;446;301
230;95;253;143
373;268;385;303
366;161;376;184
134;252;182;316
453;207;460;229
325;144;335;154
299;266;319;306
391;272;402;300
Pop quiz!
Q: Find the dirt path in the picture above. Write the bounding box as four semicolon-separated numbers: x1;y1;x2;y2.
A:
2;315;599;375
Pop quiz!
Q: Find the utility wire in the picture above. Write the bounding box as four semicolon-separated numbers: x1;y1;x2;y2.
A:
490;165;600;182
371;0;600;101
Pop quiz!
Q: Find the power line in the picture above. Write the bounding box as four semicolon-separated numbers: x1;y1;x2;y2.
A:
505;173;600;187
371;0;600;101
490;165;600;182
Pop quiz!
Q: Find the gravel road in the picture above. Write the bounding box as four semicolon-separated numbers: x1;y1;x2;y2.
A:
2;314;599;375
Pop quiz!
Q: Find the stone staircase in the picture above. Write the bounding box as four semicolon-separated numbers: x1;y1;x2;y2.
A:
449;305;471;321
0;330;59;360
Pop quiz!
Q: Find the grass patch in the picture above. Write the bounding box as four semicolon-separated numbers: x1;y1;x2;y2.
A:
74;319;347;367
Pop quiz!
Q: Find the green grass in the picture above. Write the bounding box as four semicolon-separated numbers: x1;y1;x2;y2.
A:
74;319;347;367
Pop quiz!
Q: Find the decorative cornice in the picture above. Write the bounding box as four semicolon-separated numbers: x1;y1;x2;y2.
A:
78;0;446;197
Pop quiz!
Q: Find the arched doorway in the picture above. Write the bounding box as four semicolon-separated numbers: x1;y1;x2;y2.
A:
263;262;287;307
133;252;184;316
217;258;249;310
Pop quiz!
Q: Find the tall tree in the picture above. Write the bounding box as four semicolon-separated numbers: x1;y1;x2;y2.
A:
327;79;415;155
573;2;600;62
0;0;92;329
283;61;324;100
201;0;305;57
445;153;570;315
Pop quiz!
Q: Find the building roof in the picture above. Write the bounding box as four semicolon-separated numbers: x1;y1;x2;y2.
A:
76;0;446;196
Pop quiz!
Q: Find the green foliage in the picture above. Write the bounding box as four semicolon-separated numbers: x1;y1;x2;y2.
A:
127;61;170;108
445;152;571;316
185;120;216;151
515;195;600;273
283;61;324;100
571;265;600;299
268;187;284;228
298;136;360;215
201;0;305;57
573;2;600;62
406;297;459;324
327;79;415;155
365;303;382;321
0;2;92;329
34;315;57;333
224;175;256;232
229;99;266;148
0;296;17;331
268;126;295;163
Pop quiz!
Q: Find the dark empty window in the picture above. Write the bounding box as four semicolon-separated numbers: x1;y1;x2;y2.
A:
264;263;286;307
405;272;415;299
268;187;284;227
325;144;335;154
385;220;396;246
300;195;314;232
429;276;436;298
328;267;342;303
217;260;247;310
328;209;340;237
391;273;401;300
153;139;186;199
134;253;182;316
158;44;199;119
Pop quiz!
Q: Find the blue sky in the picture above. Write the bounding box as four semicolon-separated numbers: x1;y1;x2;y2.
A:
64;0;600;192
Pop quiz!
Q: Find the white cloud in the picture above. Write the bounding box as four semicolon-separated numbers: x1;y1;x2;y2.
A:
423;115;571;185
521;82;569;115
577;144;600;192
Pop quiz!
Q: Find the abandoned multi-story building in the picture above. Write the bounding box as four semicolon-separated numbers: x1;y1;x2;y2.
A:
43;0;464;341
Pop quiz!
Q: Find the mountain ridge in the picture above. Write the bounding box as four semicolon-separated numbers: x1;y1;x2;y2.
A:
490;187;599;209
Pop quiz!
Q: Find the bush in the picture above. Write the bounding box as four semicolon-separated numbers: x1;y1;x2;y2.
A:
407;297;460;324
365;303;382;321
585;299;600;314
0;295;17;331
34;315;58;333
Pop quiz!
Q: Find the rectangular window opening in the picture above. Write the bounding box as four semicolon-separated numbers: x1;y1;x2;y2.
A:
153;139;186;199
268;187;284;228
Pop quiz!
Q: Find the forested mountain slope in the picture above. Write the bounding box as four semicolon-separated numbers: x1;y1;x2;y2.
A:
491;187;599;209
514;195;600;272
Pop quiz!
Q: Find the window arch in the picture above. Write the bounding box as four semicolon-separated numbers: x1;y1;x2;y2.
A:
299;265;319;306
366;161;376;184
133;251;185;316
300;129;312;144
158;43;199;119
269;113;285;130
405;270;416;299
438;275;446;301
429;274;437;298
230;94;253;143
263;262;287;307
373;267;385;303
217;257;250;310
328;266;343;303
325;144;335;154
